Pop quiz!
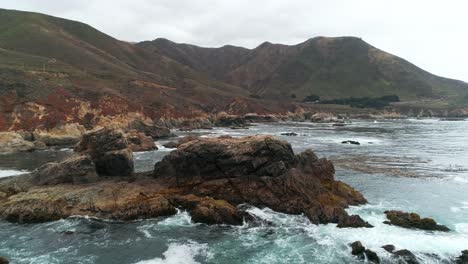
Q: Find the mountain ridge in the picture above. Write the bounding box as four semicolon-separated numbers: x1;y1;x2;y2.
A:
0;8;467;131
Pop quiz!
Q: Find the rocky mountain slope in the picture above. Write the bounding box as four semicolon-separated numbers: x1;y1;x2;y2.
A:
1;8;467;131
140;37;468;101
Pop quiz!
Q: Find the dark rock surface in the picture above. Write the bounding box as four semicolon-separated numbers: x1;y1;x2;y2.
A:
0;135;368;227
456;250;468;264
280;132;298;136
342;140;360;145
384;210;450;231
75;128;134;176
350;241;380;263
0;256;9;264
392;249;420;264
155;135;367;225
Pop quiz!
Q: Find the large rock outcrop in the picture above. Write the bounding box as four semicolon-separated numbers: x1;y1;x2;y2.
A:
154;135;368;226
0;135;368;227
75;127;134;176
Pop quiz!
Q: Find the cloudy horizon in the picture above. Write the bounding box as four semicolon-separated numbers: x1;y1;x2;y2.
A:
2;0;467;82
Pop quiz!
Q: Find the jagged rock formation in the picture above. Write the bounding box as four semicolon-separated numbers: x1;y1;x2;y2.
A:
0;134;370;227
154;135;370;226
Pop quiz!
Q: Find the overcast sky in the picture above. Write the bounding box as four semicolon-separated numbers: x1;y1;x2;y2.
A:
2;0;467;82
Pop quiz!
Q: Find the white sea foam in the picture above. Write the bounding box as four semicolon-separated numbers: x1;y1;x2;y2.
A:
134;241;209;264
244;205;468;263
0;169;28;178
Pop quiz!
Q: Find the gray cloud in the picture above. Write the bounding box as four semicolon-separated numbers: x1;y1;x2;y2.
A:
2;0;468;81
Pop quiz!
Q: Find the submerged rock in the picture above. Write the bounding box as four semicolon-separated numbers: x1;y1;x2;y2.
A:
384;210;450;231
75;127;134;176
280;132;298;136
154;135;367;225
341;140;361;145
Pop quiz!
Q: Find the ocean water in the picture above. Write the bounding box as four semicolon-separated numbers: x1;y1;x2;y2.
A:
0;119;467;263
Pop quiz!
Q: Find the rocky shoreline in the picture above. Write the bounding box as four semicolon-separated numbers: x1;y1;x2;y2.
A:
2;110;465;154
0;128;370;227
0;127;464;263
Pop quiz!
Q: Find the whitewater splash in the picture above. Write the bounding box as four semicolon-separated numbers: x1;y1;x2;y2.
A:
0;169;28;178
134;242;210;264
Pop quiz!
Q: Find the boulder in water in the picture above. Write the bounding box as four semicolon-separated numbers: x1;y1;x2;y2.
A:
349;241;380;263
342;140;360;145
0;256;9;264
280;132;298;136
384;210;450;231
392;249;420;264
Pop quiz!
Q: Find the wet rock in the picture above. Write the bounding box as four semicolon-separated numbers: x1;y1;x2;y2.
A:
154;135;367;225
75;127;134;176
337;215;373;228
392;249;420;264
125;130;157;152
311;113;339;123
365;249;380;263
456;250;468;264
332;123;346;127
350;241;380;263
384;210;450;231
342;140;360;145
170;194;245;225
382;244;396;253
163;135;200;149
32;155;99;185
350;241;366;257
280;132;298;136
0;256;9;264
128;119;173;139
0;132;35;153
